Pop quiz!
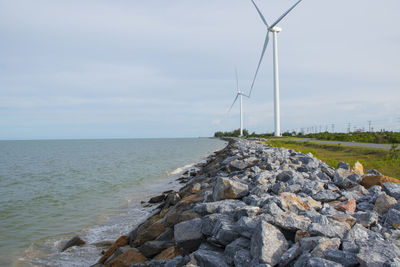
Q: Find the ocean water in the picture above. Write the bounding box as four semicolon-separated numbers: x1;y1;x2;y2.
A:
0;138;227;266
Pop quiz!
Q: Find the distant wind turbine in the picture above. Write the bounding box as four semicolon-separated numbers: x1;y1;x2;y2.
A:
249;0;303;137
229;69;249;137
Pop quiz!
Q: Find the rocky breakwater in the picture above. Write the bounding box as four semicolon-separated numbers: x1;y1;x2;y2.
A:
91;138;400;267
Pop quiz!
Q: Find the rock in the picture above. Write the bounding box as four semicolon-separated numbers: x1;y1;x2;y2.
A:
352;161;364;176
212;177;249;201
174;218;203;253
224;237;251;265
155;228;174;242
201;213;229;236
191;183;201;194
61;235;85;251
333;169;358;189
164;193;181;208
310;237;341;258
105;248;147;267
153;246;184;261
352;211;378;227
233;249;252;266
280;243;302;266
308;220;348;239
149;194;166;203
194;199;246;216
313;190;341;202
324;249;358;267
133;219;166;247
334;197;356;213
337;162;350;171
138;240;174;258
99;236;129;264
329;214;356;228
365;169;382;176
385;208;400;229
357;238;400;266
295;230;311;243
374;193;397;215
250;220;289;265
211;217;239;245
302;257;344;267
194;249;230;267
235;216;259;238
265;211;311;232
361;175;400;189
383;182;400;200
276;170;294;182
279;192;310;213
230;157;258;170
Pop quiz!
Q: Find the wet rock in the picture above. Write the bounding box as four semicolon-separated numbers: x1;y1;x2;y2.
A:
105;248;147;267
99;235;129;264
61;235;86;252
174;218;203;253
138;240;174;258
153;246;184;261
164;193;181;208
374;193;397;215
250;220;289;265
155;227;174;242
133;219;166;247
194;249;230;267
383;182;400;200
149;194;166;203
212;177;249;201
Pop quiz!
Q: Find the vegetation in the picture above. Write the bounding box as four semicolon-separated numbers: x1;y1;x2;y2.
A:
267;139;400;179
214;129;250;138
300;131;400;145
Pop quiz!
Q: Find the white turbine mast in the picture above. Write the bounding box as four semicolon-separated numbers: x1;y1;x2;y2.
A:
249;0;302;137
229;68;250;137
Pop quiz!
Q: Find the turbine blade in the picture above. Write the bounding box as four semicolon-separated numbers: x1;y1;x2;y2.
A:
228;94;240;112
269;0;302;29
251;0;269;27
248;32;270;97
235;67;239;92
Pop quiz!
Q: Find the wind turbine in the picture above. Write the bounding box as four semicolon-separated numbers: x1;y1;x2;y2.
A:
249;0;302;137
229;69;249;137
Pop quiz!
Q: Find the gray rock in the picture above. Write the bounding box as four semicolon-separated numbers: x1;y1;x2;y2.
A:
271;181;287;194
324;249;359;267
383;182;400;200
308;220;348;239
356;201;374;212
347;173;362;184
212;177;249;201
250;220;289;265
342;224;375;253
155;227;174;242
235;216;259;238
313;190;341;202
365;169;382;176
194;199;246;216
254;171;275;185
352;211;379;227
357;238;400;267
230;157;258;170
201;213;229;236
276;170;294;182
224;237;251;265
251;185;273;198
233;249;253;266
333;169;357;189
194;249;230;267
310;237;341;258
211;218;239;246
233;205;260;220
337;162;350;171
265;211;311;231
279;243;302;266
61;235;85;251
138;240;174;258
303;257;344;267
385;208;400;229
174;218;203;253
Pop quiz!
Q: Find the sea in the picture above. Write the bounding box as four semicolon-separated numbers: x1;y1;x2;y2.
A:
0;138;227;267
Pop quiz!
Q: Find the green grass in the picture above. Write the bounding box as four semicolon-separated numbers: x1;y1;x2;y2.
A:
267;140;400;179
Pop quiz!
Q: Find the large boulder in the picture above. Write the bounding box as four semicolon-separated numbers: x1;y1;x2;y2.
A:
194;249;230;267
383;182;400;200
373;193;397;215
174;218;203;253
105;248;147;267
99;236;129;264
212;177;249;201
153;246;184;261
61;235;85;252
250;220;289;265
361;175;400;189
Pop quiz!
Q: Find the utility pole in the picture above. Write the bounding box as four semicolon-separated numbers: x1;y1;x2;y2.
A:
347;123;351;133
331;124;335;133
368;121;372;132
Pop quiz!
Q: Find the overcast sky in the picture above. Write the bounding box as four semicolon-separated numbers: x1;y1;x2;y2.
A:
1;0;399;139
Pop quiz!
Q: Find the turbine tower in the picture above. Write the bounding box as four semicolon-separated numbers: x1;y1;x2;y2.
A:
249;0;302;137
229;69;249;137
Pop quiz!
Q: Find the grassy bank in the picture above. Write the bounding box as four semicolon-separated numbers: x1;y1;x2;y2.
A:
267;139;400;179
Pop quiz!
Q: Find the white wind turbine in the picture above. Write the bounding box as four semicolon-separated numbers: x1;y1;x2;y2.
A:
229;69;249;137
249;0;303;137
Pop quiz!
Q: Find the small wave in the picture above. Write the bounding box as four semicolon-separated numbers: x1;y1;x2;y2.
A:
167;162;196;176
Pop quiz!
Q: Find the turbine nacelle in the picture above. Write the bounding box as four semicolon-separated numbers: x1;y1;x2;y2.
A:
269;26;282;33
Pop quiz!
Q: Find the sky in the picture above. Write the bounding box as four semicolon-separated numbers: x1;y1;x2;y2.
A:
0;0;399;140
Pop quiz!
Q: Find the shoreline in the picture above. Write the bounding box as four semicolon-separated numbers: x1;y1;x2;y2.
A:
65;138;400;266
